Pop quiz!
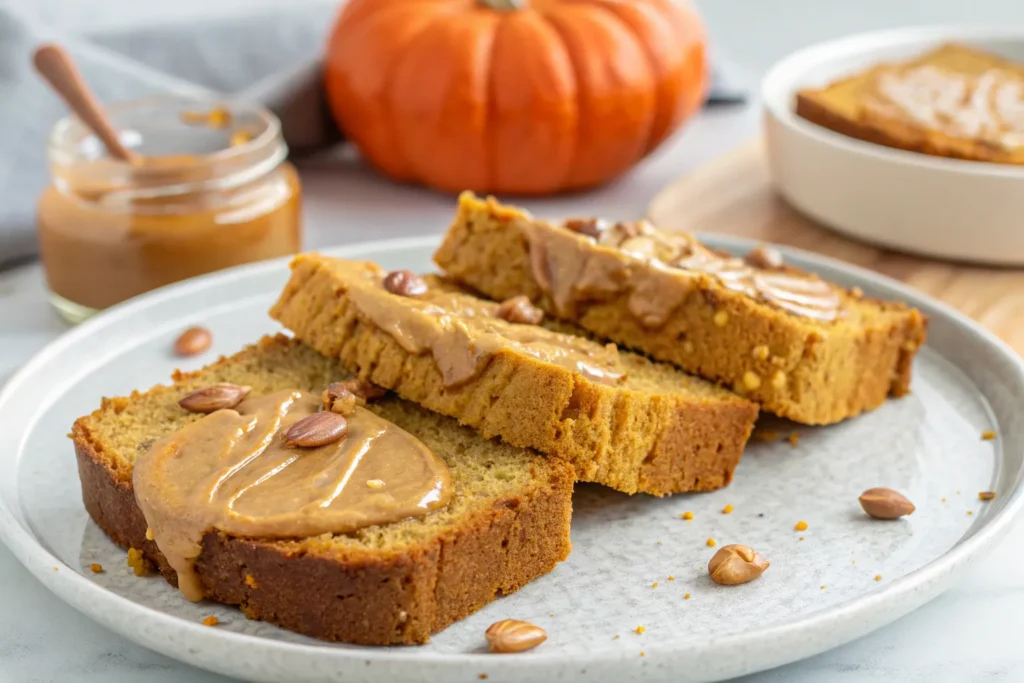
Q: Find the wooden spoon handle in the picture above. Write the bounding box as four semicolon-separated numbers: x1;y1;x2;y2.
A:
33;43;139;164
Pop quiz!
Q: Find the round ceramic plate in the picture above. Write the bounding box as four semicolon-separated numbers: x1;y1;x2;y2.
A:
1;236;1022;683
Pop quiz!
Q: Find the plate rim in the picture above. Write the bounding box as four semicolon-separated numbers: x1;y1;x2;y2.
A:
2;234;1023;681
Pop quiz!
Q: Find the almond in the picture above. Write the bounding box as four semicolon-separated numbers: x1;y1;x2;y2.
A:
322;379;386;414
858;487;915;519
496;296;544;325
708;544;770;585
611;220;644;240
285;412;348;448
178;384;250;413
340;378;387;402
173;326;212;356
563;218;609;239
745;245;784;270
485;619;547;653
322;383;357;415
382;270;428;297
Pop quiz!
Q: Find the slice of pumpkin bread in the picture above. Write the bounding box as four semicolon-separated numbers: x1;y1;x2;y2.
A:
796;44;1024;164
433;193;927;425
72;335;573;645
269;254;758;496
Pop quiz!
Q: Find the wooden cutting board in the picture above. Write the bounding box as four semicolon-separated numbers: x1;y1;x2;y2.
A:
647;139;1024;356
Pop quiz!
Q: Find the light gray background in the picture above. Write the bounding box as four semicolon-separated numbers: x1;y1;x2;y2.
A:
3;1;1024;682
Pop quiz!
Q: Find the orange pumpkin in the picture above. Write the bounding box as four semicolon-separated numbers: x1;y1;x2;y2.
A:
324;0;708;195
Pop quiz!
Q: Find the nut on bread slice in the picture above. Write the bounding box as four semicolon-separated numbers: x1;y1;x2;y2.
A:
71;335;573;645
270;255;758;496
433;193;926;425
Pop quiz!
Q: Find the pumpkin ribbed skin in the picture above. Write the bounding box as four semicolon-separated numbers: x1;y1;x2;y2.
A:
325;0;707;195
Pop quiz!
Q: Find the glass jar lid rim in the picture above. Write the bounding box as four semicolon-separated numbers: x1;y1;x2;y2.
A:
48;94;284;167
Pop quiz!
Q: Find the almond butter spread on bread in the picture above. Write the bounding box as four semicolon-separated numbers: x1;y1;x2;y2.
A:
133;390;452;601
433;193;926;425
270;256;758;496
797;43;1024;164
72;336;573;644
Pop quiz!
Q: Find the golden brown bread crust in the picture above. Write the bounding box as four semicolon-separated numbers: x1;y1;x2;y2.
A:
269;256;758;496
72;336;573;645
795;91;1017;164
794;44;1024;164
433;194;928;425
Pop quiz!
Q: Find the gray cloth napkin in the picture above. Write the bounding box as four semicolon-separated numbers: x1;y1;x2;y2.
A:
0;3;746;269
0;4;339;268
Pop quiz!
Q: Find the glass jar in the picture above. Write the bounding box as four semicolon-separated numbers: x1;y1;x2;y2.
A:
37;96;302;324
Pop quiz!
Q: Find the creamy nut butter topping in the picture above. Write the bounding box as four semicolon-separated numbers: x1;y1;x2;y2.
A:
519;217;842;325
865;65;1024;150
343;268;624;387
133;389;452;601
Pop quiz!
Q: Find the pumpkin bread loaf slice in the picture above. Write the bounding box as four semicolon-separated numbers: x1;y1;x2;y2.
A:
433;193;927;425
72;335;573;645
796;44;1024;165
269;254;758;497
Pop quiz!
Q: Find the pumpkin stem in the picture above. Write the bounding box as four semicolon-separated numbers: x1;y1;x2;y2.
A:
478;0;526;9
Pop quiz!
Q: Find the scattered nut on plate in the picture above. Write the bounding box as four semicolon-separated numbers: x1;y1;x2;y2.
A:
178;384;251;414
173;326;212;356
708;544;770;585
858;487;915;519
496;295;544;325
485;619;547;653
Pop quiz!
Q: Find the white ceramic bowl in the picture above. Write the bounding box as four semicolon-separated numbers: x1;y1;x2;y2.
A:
762;26;1024;265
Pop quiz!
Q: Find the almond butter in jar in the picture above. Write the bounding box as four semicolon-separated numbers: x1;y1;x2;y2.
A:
37;97;302;323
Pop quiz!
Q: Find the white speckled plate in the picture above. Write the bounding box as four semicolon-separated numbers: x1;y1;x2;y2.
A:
1;236;1022;683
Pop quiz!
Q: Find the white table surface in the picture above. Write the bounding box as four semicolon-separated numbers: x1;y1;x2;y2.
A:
5;1;1024;681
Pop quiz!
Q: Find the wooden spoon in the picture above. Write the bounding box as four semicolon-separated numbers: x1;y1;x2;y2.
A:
33;43;140;164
